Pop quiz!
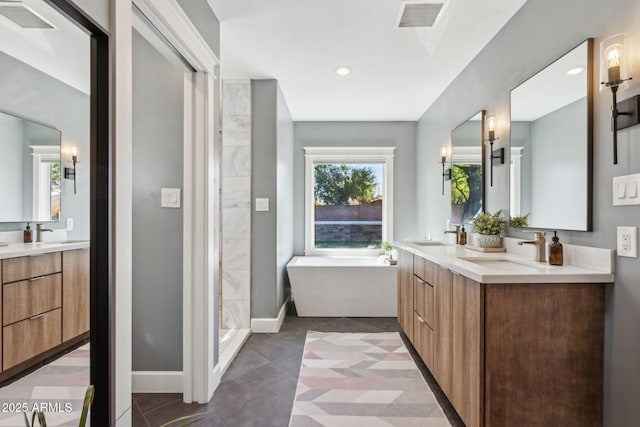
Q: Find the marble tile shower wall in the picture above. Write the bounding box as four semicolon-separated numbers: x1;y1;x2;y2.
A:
221;80;252;329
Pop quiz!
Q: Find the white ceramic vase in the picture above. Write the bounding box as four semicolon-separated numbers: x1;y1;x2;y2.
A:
473;233;502;248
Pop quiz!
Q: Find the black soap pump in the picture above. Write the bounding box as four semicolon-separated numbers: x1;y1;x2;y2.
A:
549;231;563;266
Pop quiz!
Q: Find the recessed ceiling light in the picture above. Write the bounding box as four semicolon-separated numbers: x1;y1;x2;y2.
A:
567;67;584;75
335;66;351;76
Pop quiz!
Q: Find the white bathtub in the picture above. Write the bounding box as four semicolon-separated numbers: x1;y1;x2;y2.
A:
286;256;397;317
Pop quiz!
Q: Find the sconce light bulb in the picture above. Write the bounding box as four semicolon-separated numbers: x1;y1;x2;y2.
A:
487;117;496;132
604;43;623;82
440;145;447;163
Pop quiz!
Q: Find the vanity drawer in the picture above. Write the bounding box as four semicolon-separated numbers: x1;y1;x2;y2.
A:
413;311;434;370
413;255;435;284
2;252;62;284
3;273;62;326
3;308;62;370
414;276;435;327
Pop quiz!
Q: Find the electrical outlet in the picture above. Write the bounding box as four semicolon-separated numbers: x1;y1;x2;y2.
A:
617;226;638;258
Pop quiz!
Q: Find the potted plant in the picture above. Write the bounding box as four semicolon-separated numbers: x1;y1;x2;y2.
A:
381;242;397;265
471;210;506;248
510;213;530;228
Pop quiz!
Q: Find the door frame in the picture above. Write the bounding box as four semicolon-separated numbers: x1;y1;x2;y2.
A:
132;0;220;403
43;0;112;423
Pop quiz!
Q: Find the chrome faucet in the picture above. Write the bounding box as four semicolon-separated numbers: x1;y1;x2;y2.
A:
444;224;461;244
517;231;546;262
36;223;53;242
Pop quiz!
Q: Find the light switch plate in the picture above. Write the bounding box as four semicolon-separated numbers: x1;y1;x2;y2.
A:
255;198;269;212
613;174;640;206
617;226;638;258
66;218;74;231
161;188;181;208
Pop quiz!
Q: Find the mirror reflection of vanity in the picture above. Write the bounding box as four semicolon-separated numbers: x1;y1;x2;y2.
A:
510;39;593;231
451;110;485;224
0;110;61;223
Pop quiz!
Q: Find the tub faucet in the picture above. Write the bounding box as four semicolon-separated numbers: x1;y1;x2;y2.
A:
36;223;53;242
517;231;546;262
444;224;461;244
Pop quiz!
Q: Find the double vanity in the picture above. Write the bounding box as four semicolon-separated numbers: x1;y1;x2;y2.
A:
0;241;89;382
395;238;613;427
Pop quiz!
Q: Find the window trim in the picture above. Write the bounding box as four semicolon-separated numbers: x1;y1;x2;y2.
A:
304;146;395;256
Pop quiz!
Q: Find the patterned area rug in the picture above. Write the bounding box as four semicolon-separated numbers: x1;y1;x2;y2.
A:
289;332;451;427
0;343;90;426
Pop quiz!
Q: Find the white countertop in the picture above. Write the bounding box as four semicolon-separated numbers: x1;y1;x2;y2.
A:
0;240;90;260
394;238;615;284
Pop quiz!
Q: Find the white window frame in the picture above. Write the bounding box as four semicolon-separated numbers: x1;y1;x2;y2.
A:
304;146;395;256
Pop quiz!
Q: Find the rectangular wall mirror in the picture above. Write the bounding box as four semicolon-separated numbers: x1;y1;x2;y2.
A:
0;110;61;223
451;110;485;224
510;39;593;231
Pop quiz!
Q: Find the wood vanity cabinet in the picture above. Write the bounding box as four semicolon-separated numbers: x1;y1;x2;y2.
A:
396;248;413;341
2;253;62;371
1;248;89;376
398;251;605;427
62;249;90;341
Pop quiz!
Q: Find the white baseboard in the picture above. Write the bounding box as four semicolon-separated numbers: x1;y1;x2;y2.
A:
251;298;289;333
132;371;183;393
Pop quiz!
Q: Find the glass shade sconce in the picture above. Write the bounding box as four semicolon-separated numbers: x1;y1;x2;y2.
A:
600;34;639;164
64;146;78;194
440;144;450;195
486;115;504;187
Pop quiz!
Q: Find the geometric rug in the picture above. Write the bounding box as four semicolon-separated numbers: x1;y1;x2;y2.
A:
289;332;451;427
0;343;90;426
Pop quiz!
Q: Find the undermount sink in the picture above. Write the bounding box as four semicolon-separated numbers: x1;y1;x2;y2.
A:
458;257;546;273
405;239;446;246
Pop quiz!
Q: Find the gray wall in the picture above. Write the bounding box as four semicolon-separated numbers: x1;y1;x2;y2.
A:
416;0;640;424
251;79;295;318
276;84;294;311
0;51;90;238
293;122;417;253
132;31;185;371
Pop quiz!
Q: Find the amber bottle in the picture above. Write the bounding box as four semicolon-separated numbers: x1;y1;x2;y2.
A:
24;223;33;243
549;231;563;266
459;225;467;246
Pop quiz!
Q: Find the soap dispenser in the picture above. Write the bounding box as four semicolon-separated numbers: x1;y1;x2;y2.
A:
459;225;467;246
549;231;563;266
24;223;32;243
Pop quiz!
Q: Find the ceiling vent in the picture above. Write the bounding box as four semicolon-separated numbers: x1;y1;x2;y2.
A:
395;1;445;28
0;1;55;29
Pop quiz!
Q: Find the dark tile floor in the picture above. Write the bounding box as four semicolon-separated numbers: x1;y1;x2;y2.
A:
132;310;465;426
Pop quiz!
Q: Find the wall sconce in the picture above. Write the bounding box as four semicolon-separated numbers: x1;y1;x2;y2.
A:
440;145;448;195
486;115;504;187
600;34;639;164
64;146;78;194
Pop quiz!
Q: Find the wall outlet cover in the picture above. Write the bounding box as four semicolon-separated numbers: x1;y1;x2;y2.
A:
617;226;638;258
66;218;74;231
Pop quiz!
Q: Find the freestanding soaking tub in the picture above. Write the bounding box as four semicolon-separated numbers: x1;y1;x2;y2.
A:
286;256;397;317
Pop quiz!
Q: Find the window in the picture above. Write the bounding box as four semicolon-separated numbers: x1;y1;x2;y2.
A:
304;147;394;255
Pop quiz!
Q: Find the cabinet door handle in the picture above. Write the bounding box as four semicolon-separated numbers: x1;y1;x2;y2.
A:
29;276;44;282
29;313;45;321
415;277;426;284
417;315;426;324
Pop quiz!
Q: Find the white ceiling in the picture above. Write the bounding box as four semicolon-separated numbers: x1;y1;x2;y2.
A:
209;0;527;121
0;0;89;94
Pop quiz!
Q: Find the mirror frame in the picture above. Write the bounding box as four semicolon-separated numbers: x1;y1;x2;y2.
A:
509;39;594;232
450;109;486;224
